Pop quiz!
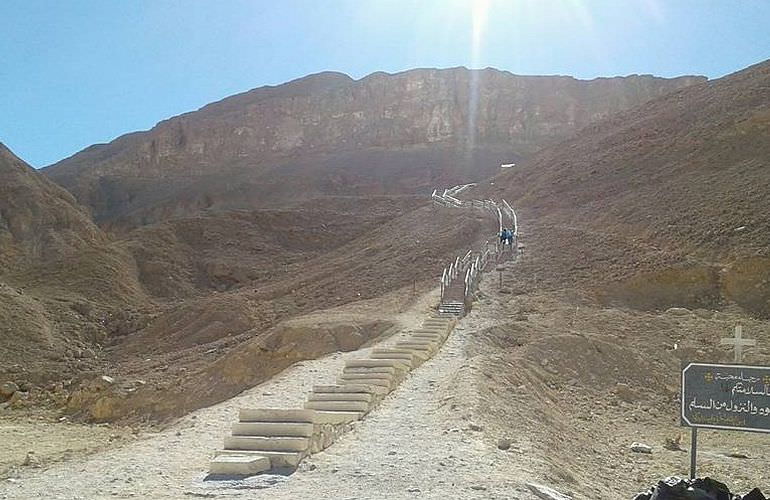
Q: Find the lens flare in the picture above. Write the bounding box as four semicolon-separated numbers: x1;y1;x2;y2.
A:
468;0;490;155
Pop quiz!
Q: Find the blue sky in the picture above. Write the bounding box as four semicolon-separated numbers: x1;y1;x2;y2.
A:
1;0;768;167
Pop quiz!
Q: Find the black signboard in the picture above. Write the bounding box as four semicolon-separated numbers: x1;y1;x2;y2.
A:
681;362;770;433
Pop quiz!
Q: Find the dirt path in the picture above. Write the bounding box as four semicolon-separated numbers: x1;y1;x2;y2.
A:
1;286;542;499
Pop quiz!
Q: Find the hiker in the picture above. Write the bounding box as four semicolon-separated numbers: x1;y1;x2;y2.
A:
499;228;508;245
506;229;514;246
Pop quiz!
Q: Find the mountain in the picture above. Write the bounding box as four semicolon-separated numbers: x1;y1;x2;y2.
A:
44;68;704;228
0;143;104;270
489;59;770;316
0;143;147;383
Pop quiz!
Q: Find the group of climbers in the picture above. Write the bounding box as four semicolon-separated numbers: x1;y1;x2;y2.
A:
498;227;514;247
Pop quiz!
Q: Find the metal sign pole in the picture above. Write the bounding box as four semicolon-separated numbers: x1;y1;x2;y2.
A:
690;427;697;479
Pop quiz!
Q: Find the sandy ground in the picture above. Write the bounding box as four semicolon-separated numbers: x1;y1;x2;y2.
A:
4;256;770;499
1;287;542;500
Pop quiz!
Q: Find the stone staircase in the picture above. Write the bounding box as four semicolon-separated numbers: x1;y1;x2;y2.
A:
438;262;470;317
208;315;455;477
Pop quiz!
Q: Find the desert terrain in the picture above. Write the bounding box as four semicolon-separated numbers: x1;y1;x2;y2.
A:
1;59;769;499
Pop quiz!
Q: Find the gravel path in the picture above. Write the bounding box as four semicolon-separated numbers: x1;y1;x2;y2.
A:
0;285;539;500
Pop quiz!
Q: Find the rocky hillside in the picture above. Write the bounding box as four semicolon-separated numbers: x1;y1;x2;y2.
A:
0;144;148;384
489;58;770;315
45;68;704;228
0;143;104;271
1;139;493;421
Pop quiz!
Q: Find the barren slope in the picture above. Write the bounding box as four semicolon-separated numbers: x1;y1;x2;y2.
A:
489;59;770;315
0;144;148;383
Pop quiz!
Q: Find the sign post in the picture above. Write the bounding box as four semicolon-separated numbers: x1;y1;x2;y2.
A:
689;427;697;479
681;362;770;479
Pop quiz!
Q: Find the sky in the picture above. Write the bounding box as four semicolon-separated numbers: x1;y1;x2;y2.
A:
1;0;769;167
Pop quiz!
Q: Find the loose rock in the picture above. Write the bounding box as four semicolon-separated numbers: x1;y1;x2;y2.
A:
1;381;18;399
527;482;573;500
630;442;653;454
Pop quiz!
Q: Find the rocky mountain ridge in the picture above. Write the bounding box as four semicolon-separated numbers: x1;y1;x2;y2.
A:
45;67;705;227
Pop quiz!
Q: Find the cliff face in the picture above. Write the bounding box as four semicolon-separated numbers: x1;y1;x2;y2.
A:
45;68;705;227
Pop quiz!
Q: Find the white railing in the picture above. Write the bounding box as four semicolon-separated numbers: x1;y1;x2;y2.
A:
434;187;518;311
502;199;517;235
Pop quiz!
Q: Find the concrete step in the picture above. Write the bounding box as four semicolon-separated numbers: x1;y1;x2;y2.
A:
407;337;443;347
401;337;440;347
372;348;429;361
231;422;314;437
239;408;315;423
225;435;309;452
215;450;303;469
308;392;373;403
313;384;376;393
338;372;394;382
343;366;397;375
336;376;392;389
410;331;445;340
345;359;411;371
313;410;363;425
209;455;271;476
413;326;447;333
410;332;445;340
322;381;389;395
422;321;451;329
369;351;419;365
304;400;370;412
394;343;437;355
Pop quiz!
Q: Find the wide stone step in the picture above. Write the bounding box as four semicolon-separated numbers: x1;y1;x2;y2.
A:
304;400;370;412
225;435;310;452
343;366;397;375
232;422;314;437
345;359;411;371
412;327;446;334
422;321;451;329
209;455;271;476
401;337;440;347
215;450;303;469
338;372;394;382
313;410;363;424
239;408;315;423
394;342;437;354
373;348;429;361
308;392;373;402
337;376;392;388
369;351;419;365
410;332;444;340
313;384;375;394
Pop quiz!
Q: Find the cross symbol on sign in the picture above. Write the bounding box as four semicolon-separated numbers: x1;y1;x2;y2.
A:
720;325;757;363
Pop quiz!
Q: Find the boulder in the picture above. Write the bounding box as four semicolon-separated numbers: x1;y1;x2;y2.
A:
1;381;18;399
631;442;653;454
9;391;29;408
527;483;572;500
